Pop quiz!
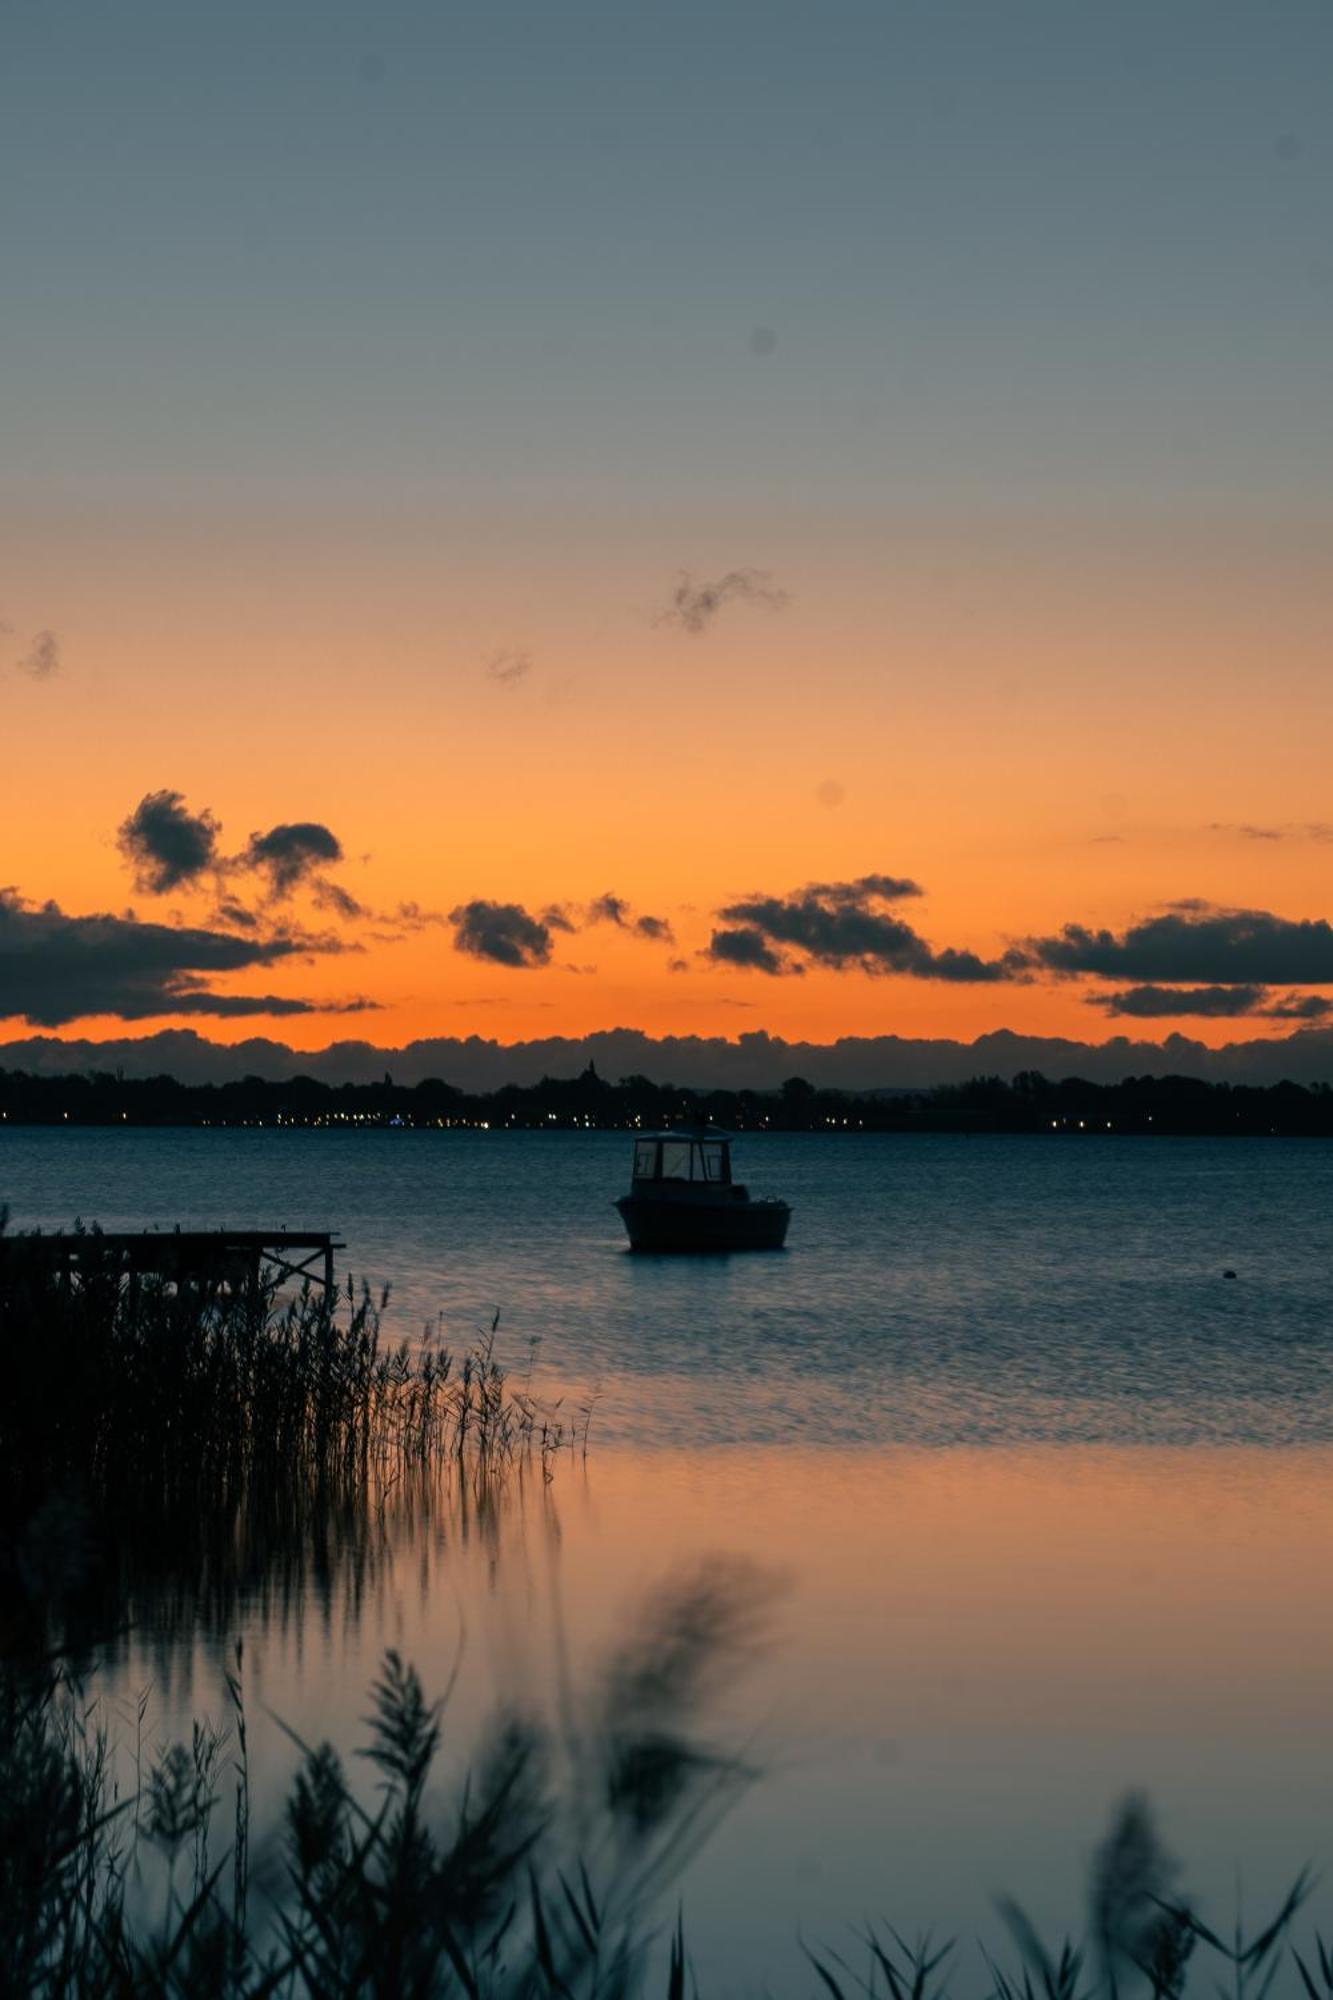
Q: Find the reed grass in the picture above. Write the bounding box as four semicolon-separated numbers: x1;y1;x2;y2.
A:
2;1562;770;1999
0;1215;573;1662
0;1220;566;1506
4;1653;1330;2000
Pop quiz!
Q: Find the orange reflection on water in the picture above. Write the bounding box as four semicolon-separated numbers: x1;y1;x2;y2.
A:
104;1443;1333;1989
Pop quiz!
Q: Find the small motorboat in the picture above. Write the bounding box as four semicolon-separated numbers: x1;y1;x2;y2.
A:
614;1126;791;1252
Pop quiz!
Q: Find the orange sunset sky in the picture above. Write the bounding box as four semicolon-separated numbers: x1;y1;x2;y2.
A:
4;0;1333;1069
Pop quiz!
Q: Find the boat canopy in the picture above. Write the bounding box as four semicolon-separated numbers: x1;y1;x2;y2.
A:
631;1128;732;1185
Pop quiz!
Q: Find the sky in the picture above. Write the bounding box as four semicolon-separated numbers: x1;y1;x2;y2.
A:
4;0;1333;1061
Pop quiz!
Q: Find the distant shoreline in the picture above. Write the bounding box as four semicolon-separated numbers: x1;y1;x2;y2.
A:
4;1065;1333;1138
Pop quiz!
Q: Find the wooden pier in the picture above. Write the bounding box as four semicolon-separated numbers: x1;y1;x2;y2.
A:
0;1229;343;1294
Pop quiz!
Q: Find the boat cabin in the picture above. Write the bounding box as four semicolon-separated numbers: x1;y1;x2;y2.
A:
616;1123;788;1247
630;1130;733;1188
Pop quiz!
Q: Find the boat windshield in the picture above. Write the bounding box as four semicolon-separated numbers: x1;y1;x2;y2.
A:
633;1137;731;1183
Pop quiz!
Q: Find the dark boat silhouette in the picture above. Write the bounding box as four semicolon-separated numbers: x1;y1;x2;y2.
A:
614;1126;791;1252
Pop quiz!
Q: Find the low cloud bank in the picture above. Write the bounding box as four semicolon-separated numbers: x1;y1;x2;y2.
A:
7;1022;1333;1090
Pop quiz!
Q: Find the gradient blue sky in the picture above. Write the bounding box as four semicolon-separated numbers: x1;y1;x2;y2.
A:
4;1;1332;1050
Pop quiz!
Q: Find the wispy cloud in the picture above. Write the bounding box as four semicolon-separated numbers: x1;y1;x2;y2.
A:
485;648;533;688
586;891;676;944
17;629;61;679
1210;821;1333;843
655;568;790;636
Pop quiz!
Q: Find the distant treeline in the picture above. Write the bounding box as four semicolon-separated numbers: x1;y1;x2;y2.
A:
5;1063;1333;1134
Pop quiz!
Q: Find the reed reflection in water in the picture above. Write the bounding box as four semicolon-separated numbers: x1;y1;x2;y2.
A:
63;1440;1333;1993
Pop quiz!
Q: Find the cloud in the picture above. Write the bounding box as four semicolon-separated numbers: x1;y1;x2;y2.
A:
1210;821;1333;843
586;891;676;944
20;1020;1333;1093
1025;907;1333;985
541;904;578;934
18;630;61;679
485;649;532;688
449;899;554;968
588;892;630;927
1089;984;1269;1019
0;887;366;1026
705;874;1011;981
705;927;794;975
243;821;344;897
115;792;368;925
656;568;790;635
1092;982;1333;1023
393;901;450;929
311;878;366;921
117;790;222;893
1262;993;1333;1020
803;874;923;904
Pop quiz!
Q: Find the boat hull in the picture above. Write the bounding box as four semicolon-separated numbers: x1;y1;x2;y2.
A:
615;1194;790;1252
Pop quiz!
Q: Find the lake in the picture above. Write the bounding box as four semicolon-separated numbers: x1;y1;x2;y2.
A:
5;1126;1333;1986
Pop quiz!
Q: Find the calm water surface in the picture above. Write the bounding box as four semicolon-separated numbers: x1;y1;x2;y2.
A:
6;1126;1333;1444
5;1128;1333;1985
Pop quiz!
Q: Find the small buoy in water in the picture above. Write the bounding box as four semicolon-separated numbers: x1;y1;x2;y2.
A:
1223;1269;1238;1280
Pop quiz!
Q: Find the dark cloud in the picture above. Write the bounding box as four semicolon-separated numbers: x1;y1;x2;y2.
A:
19;1021;1333;1093
586;892;676;944
588;892;630;928
541;904;578;934
449;900;554;969
0;888;364;1026
805;874;922;904
707;875;1010;981
243;821;344;897
117;790;222;893
656;568;790;636
1089;984;1269;1019
114;794;364;924
1025;908;1333;985
1262;993;1333;1020
18;630;60;679
485;649;532;688
312;879;366;921
705;927;793;976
